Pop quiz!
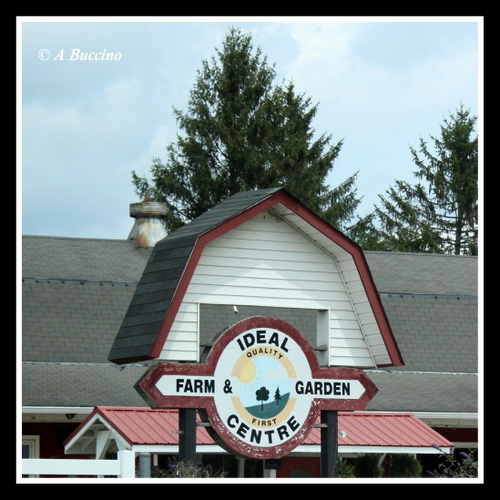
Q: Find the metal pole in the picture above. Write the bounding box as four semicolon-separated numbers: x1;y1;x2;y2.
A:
238;457;245;478
320;410;338;478
138;452;151;478
179;408;197;464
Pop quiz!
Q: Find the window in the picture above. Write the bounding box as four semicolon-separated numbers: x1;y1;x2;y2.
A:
22;436;39;478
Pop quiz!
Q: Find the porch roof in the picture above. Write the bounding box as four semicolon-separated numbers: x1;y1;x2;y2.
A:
64;406;454;456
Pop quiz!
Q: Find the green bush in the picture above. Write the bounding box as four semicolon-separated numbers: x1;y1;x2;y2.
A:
388;454;422;478
337;459;355;478
354;454;384;478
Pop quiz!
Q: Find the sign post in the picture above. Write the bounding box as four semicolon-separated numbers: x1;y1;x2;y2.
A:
179;408;197;464
321;410;338;478
136;317;378;475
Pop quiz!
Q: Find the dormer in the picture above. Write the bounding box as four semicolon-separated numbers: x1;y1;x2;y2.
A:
109;188;403;369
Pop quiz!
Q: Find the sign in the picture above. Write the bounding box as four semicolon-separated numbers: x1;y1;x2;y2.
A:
136;317;378;459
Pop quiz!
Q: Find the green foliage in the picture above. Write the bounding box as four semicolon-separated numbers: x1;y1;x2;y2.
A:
353;454;384;478
132;27;361;233
387;454;422;478
151;459;227;478
132;27;478;253
373;104;478;255
337;459;355;478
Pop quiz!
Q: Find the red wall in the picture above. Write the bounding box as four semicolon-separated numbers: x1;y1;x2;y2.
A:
278;456;321;478
23;422;90;459
433;427;477;444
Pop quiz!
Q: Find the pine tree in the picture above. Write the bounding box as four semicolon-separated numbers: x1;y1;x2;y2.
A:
373;104;478;254
274;387;282;405
132;28;360;233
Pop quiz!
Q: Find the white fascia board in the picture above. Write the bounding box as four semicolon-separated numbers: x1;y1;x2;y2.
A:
131;444;228;454
412;412;478;427
291;445;454;455
22;406;94;422
129;443;452;456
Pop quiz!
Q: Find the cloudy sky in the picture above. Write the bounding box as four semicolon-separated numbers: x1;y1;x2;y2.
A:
19;16;482;240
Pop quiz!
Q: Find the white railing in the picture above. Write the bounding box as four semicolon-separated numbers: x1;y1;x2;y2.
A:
22;450;136;478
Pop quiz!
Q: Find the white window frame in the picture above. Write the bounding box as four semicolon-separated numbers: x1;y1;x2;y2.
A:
22;435;40;478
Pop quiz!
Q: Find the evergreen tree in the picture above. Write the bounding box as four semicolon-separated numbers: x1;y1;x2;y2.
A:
373;104;478;254
132;28;361;232
274;387;282;405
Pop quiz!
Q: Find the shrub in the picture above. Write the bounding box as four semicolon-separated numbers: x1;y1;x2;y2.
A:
388;454;422;478
354;454;384;478
337;459;355;478
428;446;478;478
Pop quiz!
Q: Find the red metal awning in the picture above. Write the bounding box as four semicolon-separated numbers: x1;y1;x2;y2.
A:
304;411;453;448
65;406;454;455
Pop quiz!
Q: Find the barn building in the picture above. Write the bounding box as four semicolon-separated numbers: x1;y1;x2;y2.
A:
22;188;478;479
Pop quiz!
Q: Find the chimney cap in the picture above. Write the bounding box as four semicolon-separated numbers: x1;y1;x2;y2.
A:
128;199;168;248
129;200;168;218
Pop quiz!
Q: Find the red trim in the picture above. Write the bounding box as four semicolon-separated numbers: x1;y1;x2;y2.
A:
352;251;404;366
149;190;403;366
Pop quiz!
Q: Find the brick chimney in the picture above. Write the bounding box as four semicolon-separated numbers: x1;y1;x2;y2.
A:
128;198;168;248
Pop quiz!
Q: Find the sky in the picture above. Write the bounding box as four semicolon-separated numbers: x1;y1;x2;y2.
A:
18;16;482;241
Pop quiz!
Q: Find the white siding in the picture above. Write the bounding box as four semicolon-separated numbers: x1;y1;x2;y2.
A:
160;302;199;361
159;211;380;367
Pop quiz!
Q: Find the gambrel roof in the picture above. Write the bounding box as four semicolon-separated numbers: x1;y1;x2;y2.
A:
108;187;403;367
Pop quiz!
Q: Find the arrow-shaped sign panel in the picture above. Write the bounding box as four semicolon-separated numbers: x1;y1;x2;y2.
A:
136;316;378;459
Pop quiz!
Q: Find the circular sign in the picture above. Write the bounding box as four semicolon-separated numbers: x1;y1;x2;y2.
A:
201;317;321;459
137;316;378;460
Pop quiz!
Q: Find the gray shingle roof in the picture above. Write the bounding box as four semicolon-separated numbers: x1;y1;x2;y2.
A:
22;362;147;407
22;280;138;363
379;295;477;373
365;371;478;413
22;235;151;283
365;251;477;297
21;363;478;413
21;209;478;414
22;235;153;365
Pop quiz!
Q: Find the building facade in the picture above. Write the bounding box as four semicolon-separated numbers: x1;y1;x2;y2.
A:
21;189;479;478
